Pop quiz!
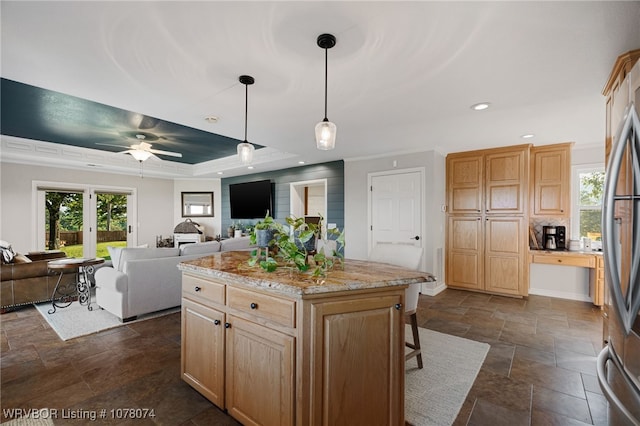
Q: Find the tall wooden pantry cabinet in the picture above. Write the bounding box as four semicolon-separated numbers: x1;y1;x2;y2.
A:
446;144;531;297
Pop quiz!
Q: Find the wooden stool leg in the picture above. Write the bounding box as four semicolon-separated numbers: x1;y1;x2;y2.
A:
405;312;423;369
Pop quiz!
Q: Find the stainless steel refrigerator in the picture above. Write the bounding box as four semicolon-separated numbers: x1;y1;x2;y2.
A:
598;102;640;425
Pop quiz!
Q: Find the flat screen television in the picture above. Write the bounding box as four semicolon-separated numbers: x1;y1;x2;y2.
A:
229;179;273;219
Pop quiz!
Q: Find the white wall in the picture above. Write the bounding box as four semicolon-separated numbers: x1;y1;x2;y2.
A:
344;150;446;279
173;179;222;239
0;162;218;253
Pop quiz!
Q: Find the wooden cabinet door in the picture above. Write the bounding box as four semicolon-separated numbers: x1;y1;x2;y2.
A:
181;299;225;408
446;216;483;290
485;148;528;215
225;315;295;426
447;154;483;214
309;293;404;426
484;217;526;296
531;144;570;217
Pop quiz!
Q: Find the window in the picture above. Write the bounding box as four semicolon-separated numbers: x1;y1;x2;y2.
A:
572;165;605;247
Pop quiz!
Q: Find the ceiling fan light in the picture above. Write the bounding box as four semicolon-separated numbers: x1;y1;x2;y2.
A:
315;119;337;150
130;150;152;162
237;142;255;165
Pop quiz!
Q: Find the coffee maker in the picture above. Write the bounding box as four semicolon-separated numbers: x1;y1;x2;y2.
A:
542;225;566;250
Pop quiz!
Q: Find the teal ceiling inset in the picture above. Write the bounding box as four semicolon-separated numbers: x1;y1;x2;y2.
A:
0;78;263;165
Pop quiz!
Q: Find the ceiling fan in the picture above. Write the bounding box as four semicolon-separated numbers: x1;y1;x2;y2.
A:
98;134;183;162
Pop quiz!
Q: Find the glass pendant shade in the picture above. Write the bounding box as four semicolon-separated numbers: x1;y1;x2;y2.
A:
130;150;152;162
315;119;337;150
237;142;255;165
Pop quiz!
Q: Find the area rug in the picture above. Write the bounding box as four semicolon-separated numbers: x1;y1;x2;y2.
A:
405;326;490;426
34;298;180;341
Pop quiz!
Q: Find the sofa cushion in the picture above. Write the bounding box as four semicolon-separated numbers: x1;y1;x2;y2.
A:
179;240;221;256
116;247;180;272
220;236;255;252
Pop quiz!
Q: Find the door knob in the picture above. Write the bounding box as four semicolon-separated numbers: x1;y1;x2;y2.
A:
411;236;420;240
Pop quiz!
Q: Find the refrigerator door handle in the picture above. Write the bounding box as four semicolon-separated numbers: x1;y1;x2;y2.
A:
603;102;640;334
597;346;640;425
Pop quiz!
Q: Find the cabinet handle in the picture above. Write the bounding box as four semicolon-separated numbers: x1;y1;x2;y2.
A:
395;303;402;310
557;259;562;263
194;286;201;292
214;319;221;325
224;322;231;329
250;302;258;310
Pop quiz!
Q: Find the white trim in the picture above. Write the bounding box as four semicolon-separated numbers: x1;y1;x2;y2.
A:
420;281;447;296
528;287;592;303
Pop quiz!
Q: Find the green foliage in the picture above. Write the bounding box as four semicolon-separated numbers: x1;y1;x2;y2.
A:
247;213;344;276
579;171;604;206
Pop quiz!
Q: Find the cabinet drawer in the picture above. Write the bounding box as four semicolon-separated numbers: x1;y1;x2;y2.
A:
531;254;595;268
183;274;225;305
227;286;296;328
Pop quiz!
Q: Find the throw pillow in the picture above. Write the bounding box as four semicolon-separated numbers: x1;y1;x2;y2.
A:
106;246;123;270
13;253;32;264
0;240;16;264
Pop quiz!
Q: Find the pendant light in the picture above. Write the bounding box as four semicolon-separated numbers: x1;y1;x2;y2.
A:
315;33;337;150
237;75;255;165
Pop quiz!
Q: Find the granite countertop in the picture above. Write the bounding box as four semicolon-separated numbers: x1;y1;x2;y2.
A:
178;251;434;296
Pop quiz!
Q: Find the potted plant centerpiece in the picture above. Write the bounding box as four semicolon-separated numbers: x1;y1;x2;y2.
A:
247;213;345;277
250;212;281;248
248;212;282;272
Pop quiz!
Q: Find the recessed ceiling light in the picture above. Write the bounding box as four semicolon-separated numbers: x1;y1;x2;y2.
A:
247;166;254;169
205;116;219;123
298;161;305;164
470;102;490;111
521;134;535;139
217;171;223;175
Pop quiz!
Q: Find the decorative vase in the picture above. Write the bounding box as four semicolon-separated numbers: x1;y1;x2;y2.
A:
256;229;275;248
294;232;317;252
227;227;235;238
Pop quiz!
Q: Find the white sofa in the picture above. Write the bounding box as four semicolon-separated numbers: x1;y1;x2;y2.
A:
95;237;254;321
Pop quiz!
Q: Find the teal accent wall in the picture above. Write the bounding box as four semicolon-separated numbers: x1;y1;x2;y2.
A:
221;161;344;232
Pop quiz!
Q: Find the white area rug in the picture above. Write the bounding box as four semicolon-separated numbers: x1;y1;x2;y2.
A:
405;325;490;426
34;298;180;341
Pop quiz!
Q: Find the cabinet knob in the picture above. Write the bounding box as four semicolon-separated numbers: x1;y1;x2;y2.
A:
214;319;221;325
194;286;201;292
250;302;258;310
395;303;402;310
224;322;231;329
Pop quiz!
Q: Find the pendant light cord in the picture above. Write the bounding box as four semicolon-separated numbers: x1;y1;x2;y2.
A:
244;83;249;142
323;47;328;120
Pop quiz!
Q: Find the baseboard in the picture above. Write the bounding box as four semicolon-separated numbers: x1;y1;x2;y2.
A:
528;287;593;303
420;281;446;296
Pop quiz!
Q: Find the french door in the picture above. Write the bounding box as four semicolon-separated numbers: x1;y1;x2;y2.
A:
34;182;137;258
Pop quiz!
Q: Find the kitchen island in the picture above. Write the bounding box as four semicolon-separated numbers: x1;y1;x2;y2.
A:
178;250;430;426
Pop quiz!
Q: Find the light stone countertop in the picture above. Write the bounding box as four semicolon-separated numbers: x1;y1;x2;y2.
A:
178;250;434;297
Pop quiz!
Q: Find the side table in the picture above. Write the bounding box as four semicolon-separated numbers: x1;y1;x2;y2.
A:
47;257;104;314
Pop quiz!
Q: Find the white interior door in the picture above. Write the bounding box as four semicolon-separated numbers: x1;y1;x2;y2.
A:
370;170;423;255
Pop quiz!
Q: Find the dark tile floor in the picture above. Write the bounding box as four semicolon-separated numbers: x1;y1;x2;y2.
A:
0;289;605;425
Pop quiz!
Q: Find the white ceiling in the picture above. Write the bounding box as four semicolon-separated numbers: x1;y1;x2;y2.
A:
2;1;640;178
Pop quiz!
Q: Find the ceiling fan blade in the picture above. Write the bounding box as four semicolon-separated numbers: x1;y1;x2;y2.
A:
148;149;182;158
96;142;130;148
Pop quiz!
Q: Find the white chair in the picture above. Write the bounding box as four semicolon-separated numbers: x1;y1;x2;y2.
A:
368;243;424;369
